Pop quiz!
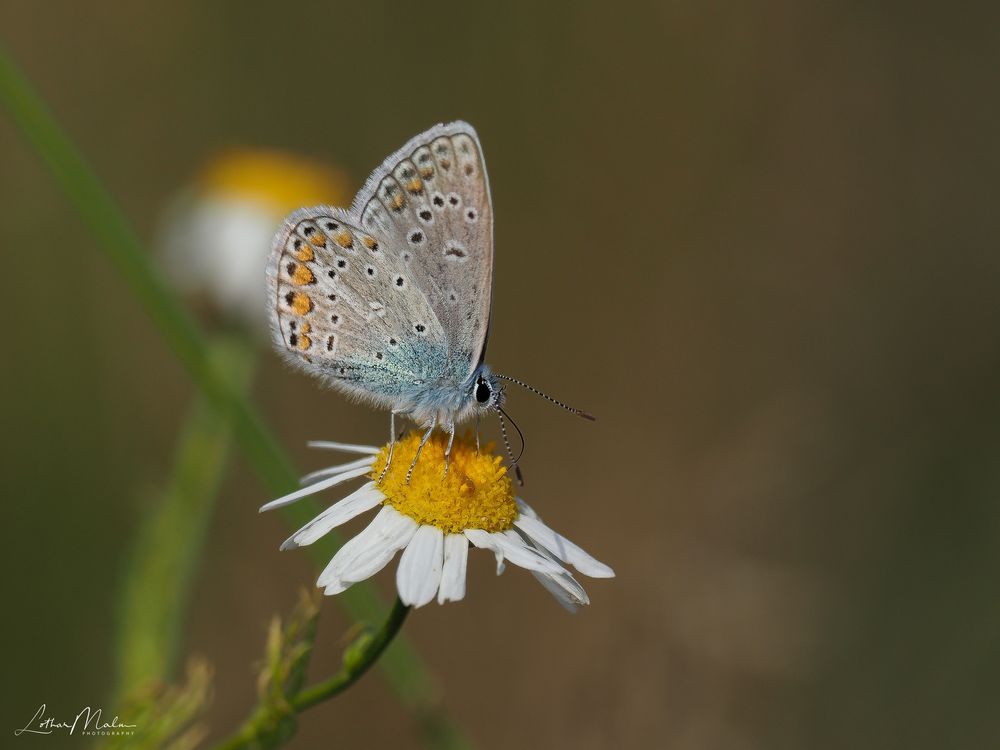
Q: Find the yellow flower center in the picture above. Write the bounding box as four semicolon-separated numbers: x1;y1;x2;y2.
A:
371;432;517;534
200;149;350;214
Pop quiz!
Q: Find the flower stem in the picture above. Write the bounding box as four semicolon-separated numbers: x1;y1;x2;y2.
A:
210;598;411;750
114;337;255;696
294;597;411;711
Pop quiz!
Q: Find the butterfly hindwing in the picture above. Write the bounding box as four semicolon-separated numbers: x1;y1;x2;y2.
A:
354;122;494;382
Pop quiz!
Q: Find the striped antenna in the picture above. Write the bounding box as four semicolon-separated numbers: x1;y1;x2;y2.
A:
496;374;595;420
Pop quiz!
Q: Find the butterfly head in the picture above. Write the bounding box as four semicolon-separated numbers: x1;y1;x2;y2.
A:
470;366;505;415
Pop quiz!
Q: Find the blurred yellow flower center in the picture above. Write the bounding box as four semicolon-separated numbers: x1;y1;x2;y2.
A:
371;432;517;534
200;149;349;214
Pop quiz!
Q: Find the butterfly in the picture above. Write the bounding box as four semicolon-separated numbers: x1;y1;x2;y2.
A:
267;122;591;480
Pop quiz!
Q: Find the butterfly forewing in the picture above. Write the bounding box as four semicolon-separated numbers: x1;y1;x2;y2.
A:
354;123;494;381
267;207;448;407
267;121;493;414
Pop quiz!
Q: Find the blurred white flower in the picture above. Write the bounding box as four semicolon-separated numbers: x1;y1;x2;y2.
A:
261;432;614;611
158;149;348;330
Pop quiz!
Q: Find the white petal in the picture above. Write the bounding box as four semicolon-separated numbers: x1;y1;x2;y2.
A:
464;529;505;574
300;456;376;486
437;534;469;604
317;507;416;590
259;466;372;512
514;515;615;578
515;498;540;519
307;440;380;455
531;569;590;612
280;482;384;550
323;579;350;595
337;507;418;584
471;530;565;574
396;526;444;607
340;522;418;583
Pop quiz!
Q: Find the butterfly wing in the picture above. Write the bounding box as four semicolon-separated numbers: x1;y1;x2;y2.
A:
267;206;450;410
351;121;494;383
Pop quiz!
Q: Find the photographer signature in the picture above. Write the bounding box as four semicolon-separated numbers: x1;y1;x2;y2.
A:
14;704;137;737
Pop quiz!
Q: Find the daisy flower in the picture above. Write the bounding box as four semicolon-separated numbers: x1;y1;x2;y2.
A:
158;149;348;330
261;432;614;610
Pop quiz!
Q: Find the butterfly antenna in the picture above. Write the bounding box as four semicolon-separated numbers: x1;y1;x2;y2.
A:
497;407;525;486
496;374;596;420
498;406;526;464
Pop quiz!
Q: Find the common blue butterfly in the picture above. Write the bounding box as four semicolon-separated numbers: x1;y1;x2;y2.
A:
267;122;591;480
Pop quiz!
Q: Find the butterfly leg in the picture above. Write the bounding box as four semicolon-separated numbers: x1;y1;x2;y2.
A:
442;420;456;480
406;415;437;484
378;411;399;485
474;416;481;454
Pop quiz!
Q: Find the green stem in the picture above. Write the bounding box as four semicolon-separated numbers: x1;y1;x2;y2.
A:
293;598;411;712
211;599;411;750
0;44;462;745
114;338;255;696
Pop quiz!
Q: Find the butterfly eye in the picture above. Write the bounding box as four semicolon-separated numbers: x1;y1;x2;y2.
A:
475;380;491;404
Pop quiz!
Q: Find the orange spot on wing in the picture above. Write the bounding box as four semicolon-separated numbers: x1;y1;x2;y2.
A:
362;235;377;250
291;293;312;315
418;166;433;179
390;193;406;211
308;233;327;247
292;265;315;285
334;230;354;248
405;178;424;194
295;245;315;262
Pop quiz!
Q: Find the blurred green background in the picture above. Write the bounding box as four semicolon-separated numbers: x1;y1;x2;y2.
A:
3;1;999;748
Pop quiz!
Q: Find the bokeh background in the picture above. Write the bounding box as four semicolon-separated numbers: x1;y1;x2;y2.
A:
3;2;999;748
